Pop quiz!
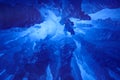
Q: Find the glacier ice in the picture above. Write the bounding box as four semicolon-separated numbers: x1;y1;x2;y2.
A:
0;1;120;80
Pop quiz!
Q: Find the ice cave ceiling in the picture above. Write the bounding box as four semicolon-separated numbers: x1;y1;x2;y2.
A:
0;0;120;80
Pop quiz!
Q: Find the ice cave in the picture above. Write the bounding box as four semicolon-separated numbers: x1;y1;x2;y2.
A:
0;0;120;80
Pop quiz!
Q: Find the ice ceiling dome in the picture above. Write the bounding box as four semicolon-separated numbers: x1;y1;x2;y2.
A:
0;0;120;80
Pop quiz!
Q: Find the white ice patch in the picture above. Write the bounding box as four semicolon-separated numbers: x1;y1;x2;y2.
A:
78;63;95;80
21;10;63;41
89;8;120;20
73;47;95;80
46;66;53;80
